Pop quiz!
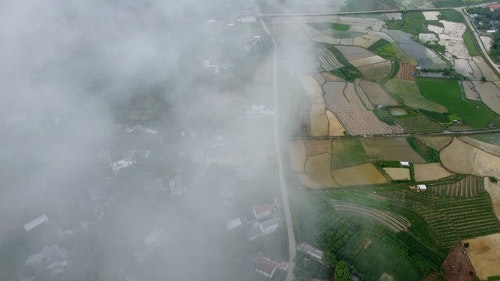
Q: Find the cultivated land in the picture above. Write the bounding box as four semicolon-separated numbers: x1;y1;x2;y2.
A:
277;9;500;281
464;233;500;281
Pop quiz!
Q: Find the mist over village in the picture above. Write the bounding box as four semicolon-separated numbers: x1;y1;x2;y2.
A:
2;0;500;281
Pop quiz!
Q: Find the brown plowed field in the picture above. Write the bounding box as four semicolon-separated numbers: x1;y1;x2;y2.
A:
359;80;398;106
396;63;416;81
443;246;475;281
304;140;332;155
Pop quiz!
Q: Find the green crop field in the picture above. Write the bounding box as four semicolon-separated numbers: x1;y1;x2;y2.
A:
416;78;500;129
384;79;448;113
331;139;368;170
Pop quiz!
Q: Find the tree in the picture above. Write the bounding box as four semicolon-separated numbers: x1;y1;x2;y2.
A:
334;261;350;281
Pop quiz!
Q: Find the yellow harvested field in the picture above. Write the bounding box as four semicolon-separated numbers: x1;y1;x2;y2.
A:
304;140;332;155
326;110;345;136
305;153;331;172
332;163;387;186
340;38;353;45
462;81;481;101
299;75;323;103
440;138;500;178
288;141;306;172
484;178;500;220
472;81;500;115
414;163;453;181
473;56;499;82
416;136;452;150
305;153;338;187
310;104;329;136
358;61;392;82
464;233;500;281
350;55;386;67
361;138;426;163
383;167;410;180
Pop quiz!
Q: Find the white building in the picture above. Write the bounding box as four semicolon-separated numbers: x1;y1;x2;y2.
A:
23;214;49;232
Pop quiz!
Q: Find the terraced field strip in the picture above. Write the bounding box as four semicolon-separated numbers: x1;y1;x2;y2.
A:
318;47;344;71
380;189;500;249
332;199;411;232
430;175;484;197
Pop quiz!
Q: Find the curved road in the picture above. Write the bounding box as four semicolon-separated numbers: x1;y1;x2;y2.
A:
261;18;297;281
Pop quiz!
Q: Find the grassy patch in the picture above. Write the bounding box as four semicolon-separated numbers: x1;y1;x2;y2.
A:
438;9;464;22
331;139;368;170
432;0;463;7
331;23;350;31
385;11;427;36
374;107;396;125
384;79;448;113
417;109;450;123
416;78;500;129
368;39;398;60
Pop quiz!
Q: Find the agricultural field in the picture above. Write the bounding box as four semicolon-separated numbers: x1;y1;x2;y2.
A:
395;62;417;80
384;79;447;113
393;114;444;133
331;139;368;170
429;175;484;197
417;78;500;129
383;167;411;181
326;110;346;136
416;136;452;150
358;61;392;81
461;80;481;101
464;233;500;281
380;187;500;251
336;111;404;135
440;137;500;178
485;178;500;220
360;137;427;163
332;163;388;185
317;47;344;72
359;80;398;106
305;153;338;187
473;56;499;82
471;81;500;115
460;136;500;157
414;163;454;182
442;246;475;281
289;140;307;172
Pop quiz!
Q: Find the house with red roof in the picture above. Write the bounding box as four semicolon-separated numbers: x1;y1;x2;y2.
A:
255;257;280;278
488;3;500;11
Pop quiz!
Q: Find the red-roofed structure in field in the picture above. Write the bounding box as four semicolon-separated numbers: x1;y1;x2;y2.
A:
255;257;280;278
252;203;274;220
488;3;500;11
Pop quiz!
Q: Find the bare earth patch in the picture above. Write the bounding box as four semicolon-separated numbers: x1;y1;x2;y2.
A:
305;153;338;187
440;138;500;178
383;167;410;181
462;81;481;101
332;163;387;185
361;138;426;163
484;177;500;220
423;11;440;21
310;104;329;136
464;233;500;281
472;81;500;115
443;246;475;281
414;163;453;182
